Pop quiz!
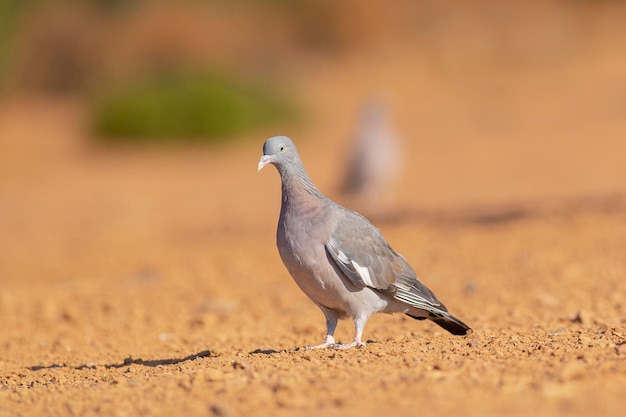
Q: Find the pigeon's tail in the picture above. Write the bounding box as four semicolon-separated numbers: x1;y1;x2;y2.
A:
407;311;471;336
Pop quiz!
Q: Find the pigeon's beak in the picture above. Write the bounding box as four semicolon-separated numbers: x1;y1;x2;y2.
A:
257;154;272;172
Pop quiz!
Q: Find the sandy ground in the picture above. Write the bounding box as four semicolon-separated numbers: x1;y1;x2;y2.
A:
2;44;626;416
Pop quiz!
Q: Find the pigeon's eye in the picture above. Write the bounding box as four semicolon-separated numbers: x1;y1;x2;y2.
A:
279;145;285;152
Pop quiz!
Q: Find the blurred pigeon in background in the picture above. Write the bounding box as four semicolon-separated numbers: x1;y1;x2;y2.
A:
339;98;402;217
258;136;470;349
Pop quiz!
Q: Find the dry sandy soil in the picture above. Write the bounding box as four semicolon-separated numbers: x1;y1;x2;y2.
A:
2;40;626;416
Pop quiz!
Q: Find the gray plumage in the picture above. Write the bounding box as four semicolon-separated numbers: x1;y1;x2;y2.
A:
340;99;401;213
258;136;470;349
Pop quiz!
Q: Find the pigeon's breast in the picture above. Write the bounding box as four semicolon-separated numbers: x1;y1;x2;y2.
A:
277;211;327;278
276;207;346;309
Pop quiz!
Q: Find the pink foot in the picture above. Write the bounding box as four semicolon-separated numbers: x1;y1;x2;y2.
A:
331;339;366;349
305;335;336;350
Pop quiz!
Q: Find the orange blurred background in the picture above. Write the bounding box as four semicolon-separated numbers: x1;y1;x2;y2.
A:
1;4;626;416
1;0;625;208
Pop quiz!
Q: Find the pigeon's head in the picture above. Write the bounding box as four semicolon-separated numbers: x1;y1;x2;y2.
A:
258;136;299;172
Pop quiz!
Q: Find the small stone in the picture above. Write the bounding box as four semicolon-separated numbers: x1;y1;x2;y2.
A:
549;327;567;336
210;404;230;416
467;339;480;347
568;312;583;323
463;281;478;294
568;310;592;324
231;361;251;370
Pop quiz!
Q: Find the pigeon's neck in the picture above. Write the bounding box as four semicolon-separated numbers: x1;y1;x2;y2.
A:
279;163;324;206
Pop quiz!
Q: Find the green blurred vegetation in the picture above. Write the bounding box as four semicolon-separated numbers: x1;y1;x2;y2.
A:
91;73;297;143
0;0;27;90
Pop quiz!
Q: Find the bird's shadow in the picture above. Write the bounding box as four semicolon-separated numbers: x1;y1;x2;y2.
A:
27;350;214;371
371;206;529;227
248;348;284;355
248;340;378;355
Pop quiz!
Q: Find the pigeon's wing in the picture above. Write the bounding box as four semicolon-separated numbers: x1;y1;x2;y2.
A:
325;212;448;313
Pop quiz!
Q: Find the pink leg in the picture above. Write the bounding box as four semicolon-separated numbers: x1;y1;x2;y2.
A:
331;316;368;349
305;308;338;350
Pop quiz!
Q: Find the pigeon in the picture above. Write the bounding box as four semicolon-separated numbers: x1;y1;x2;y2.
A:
340;98;402;215
258;136;471;349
